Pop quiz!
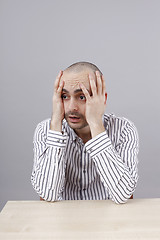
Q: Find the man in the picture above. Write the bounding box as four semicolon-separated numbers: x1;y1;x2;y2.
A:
31;62;139;204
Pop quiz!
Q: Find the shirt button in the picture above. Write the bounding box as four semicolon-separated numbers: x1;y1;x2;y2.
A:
83;170;86;173
83;188;86;191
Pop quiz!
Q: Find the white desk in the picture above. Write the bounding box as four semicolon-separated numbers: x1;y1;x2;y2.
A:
0;199;160;239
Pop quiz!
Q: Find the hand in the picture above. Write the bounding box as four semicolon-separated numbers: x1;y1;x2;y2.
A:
80;71;107;138
50;71;64;132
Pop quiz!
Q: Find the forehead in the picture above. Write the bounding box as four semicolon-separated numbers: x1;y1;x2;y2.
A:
61;70;91;90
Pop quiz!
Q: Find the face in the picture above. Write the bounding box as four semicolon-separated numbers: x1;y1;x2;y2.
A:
61;70;91;131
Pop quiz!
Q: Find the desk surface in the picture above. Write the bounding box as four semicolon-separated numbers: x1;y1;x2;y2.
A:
0;199;160;240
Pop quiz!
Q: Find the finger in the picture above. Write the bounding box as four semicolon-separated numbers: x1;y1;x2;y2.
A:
54;70;63;92
57;80;64;97
79;83;90;101
96;71;102;95
101;75;107;102
102;75;106;95
89;72;97;96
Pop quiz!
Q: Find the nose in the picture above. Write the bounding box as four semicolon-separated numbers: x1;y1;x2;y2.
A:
69;98;78;111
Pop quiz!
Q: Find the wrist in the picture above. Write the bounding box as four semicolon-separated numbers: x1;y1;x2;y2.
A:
88;117;103;128
89;119;105;139
90;126;105;139
50;117;62;132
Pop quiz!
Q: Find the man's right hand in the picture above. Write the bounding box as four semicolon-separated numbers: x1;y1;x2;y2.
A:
50;71;64;132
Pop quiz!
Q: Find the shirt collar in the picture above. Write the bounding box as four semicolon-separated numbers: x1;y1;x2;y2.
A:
63;114;108;143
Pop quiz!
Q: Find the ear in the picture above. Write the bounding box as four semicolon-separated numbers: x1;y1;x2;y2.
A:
104;92;107;104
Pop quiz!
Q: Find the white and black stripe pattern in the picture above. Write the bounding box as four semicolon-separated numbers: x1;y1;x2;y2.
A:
31;113;139;204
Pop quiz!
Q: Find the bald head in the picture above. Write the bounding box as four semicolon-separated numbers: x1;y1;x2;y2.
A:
61;61;103;92
64;61;103;75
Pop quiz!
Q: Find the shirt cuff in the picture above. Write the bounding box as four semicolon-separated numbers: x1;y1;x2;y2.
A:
46;130;68;148
85;131;112;157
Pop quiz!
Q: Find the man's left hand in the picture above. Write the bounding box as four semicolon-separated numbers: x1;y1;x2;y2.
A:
80;71;107;138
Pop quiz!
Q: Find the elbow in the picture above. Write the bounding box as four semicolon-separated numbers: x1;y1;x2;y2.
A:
39;195;59;202
110;188;135;204
31;178;61;202
112;174;138;204
113;197;128;204
112;195;130;204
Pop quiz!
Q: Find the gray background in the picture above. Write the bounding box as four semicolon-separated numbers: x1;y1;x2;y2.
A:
0;0;160;211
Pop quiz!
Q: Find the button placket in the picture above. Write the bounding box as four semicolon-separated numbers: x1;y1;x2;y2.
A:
82;147;86;173
81;146;88;199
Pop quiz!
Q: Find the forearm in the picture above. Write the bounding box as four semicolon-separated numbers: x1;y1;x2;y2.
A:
85;131;139;204
31;122;67;201
31;146;66;201
94;152;138;203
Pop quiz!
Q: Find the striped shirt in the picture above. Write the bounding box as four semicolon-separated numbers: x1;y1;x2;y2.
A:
31;113;139;204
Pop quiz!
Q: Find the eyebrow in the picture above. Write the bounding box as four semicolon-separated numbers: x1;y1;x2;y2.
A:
62;88;90;94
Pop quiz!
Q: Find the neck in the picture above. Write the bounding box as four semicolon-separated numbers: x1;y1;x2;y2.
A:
74;125;92;144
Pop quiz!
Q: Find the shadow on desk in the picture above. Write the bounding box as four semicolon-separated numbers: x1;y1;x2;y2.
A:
40;195;133;201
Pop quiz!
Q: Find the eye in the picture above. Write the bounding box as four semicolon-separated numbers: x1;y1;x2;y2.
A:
61;94;68;100
79;95;86;100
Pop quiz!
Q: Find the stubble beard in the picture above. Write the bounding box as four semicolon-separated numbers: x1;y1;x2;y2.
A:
64;112;89;130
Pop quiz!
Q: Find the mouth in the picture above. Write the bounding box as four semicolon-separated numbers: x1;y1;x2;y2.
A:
68;115;81;123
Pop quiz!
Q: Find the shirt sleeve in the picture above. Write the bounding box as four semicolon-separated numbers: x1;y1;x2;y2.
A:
85;120;139;204
31;121;67;201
